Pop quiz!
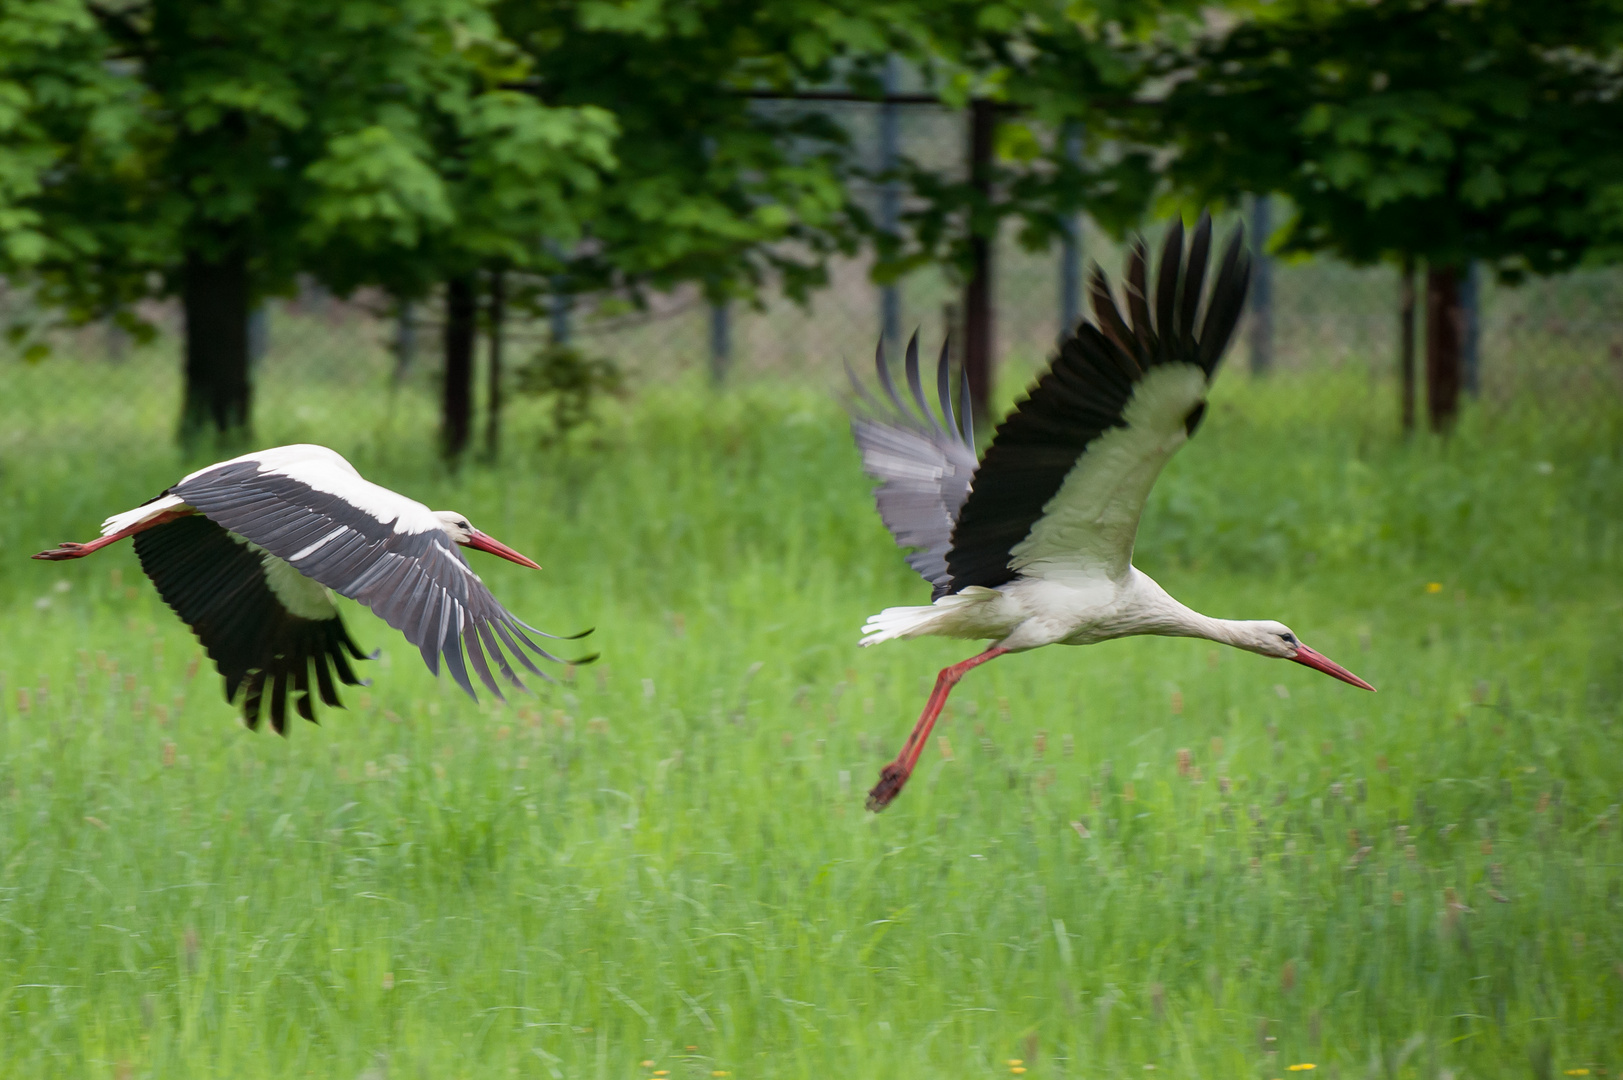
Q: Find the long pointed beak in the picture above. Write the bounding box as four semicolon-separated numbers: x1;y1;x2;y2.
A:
463;529;542;570
1291;644;1376;692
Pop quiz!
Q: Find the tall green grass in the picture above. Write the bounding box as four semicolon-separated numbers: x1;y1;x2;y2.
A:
0;350;1620;1078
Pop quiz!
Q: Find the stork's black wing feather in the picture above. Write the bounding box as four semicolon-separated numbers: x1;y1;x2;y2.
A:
847;334;980;598
943;213;1251;593
134;514;368;733
170;451;587;704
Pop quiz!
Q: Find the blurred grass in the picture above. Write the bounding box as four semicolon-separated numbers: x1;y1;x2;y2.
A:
0;345;1620;1078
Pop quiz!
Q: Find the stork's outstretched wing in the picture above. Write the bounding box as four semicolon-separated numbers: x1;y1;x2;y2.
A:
135;514;370;732
847;335;979;598
945;213;1251;592
170;445;586;704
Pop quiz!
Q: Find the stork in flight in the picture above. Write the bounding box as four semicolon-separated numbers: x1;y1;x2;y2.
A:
35;445;591;731
848;213;1373;812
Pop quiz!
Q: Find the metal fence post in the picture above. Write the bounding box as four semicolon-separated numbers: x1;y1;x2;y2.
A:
550;279;571;345
392;299;416;383
1059;122;1083;339
1399;258;1416;434
878;54;902;349
1247;195;1274;375
710;300;731;385
247;304;269;369
485;268;506;458
1461;260;1481;395
105;312;128;363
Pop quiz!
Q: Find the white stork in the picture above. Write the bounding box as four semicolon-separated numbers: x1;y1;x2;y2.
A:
848;212;1373;812
34;445;590;731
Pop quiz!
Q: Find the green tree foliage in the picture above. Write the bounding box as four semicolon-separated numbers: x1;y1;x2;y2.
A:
0;1;149;332
1141;0;1623;430
348;0;916;458
493;1;1200;303
493;0;913;306
862;1;1204;279
1150;0;1623;275
0;0;615;439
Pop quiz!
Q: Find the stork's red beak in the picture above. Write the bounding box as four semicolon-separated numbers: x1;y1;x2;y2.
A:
463;529;542;570
1291;644;1376;691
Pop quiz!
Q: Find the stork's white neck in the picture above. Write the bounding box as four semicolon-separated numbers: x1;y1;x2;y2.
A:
1159;608;1259;648
1123;570;1290;656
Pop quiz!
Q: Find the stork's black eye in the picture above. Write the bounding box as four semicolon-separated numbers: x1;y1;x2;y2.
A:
1280;632;1298;646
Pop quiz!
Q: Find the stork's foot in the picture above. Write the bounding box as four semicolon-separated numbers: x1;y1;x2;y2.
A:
33;542;90;561
866;762;911;812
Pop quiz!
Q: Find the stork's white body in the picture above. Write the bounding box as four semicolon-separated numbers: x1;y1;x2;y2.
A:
863;567;1251;652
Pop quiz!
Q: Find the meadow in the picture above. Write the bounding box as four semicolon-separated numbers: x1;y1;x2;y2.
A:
0;343;1620;1079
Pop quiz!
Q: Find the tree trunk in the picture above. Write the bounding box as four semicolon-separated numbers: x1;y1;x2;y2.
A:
1399;257;1416;434
1425;265;1463;432
484;269;505;459
442;275;478;459
963;98;996;430
180;248;252;441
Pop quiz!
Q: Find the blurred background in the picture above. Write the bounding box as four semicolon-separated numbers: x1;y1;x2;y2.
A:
5;0;1621;440
2;1;1622;1077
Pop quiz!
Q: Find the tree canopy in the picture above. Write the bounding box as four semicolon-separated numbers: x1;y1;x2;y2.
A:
0;0;616;435
6;0;1623;443
1148;0;1623;277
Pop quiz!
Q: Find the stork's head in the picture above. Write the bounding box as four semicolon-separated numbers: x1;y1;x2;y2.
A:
1236;621;1375;691
433;511;542;570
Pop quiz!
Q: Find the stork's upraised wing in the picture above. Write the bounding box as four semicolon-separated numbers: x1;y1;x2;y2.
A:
945;213;1250;591
847;335;979;598
169;447;584;707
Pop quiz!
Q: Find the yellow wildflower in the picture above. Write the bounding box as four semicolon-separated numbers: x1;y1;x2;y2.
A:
1289;1067;1317;1073
1426;582;1443;593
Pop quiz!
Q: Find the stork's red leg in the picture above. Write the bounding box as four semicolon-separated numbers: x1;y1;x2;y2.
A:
32;509;192;561
867;646;1009;812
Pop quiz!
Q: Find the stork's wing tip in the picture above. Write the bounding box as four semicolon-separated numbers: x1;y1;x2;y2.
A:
567;652;601;666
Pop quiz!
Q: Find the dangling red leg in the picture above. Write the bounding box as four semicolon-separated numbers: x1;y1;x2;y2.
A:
867;645;1009;812
33;509;192;561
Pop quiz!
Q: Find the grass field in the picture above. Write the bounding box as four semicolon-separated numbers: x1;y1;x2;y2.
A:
1;348;1621;1078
